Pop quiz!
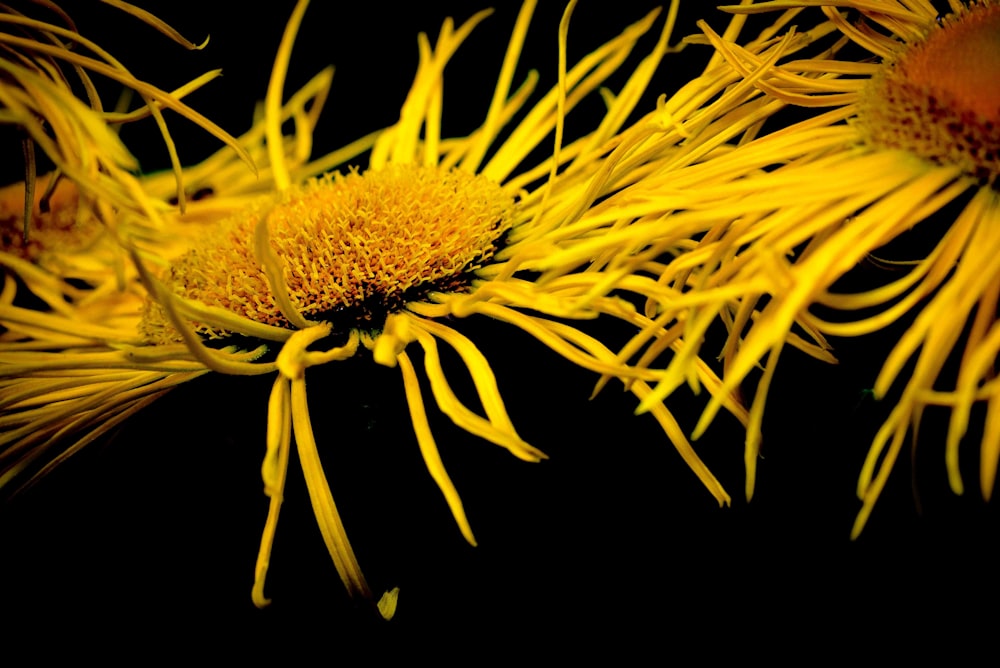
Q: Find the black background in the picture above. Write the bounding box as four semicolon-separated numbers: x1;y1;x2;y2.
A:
1;0;995;657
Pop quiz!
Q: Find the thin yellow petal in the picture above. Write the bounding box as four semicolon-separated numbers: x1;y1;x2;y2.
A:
253;375;292;608
398;350;477;546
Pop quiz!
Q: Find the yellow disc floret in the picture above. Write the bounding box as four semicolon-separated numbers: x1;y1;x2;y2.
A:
858;1;1000;184
142;164;516;341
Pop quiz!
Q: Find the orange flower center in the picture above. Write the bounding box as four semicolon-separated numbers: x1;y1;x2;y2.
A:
0;174;101;261
859;2;1000;183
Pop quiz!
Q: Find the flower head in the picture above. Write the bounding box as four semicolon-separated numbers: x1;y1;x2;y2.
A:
1;0;788;614
0;0;251;309
624;0;999;535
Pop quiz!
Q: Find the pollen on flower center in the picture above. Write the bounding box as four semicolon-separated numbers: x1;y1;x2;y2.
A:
141;164;516;342
858;2;1000;184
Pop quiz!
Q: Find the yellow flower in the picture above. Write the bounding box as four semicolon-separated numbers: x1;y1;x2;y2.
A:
1;0;787;615
0;1;251;304
626;0;999;536
0;0;257;495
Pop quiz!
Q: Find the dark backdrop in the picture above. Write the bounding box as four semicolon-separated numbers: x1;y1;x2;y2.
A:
1;1;995;657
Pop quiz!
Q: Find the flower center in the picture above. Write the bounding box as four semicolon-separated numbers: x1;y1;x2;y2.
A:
858;2;1000;184
0;175;101;261
142;164;516;342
